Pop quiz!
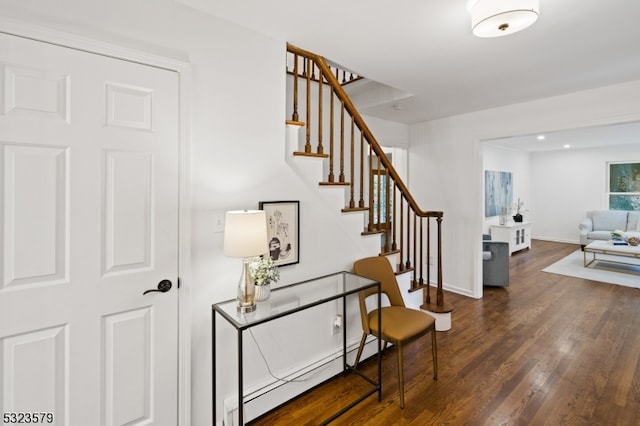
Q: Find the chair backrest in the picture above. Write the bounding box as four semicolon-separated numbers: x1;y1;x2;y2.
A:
354;256;406;334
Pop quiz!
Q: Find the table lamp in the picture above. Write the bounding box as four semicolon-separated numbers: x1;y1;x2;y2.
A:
223;210;268;312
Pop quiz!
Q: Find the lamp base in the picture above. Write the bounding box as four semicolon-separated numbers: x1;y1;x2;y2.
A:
237;303;257;313
236;257;257;313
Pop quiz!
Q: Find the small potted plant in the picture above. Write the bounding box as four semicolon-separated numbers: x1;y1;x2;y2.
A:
512;198;525;222
249;255;280;301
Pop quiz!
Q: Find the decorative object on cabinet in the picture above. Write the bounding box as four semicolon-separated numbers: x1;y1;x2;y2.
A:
512;197;526;222
223;210;268;313
259;200;300;266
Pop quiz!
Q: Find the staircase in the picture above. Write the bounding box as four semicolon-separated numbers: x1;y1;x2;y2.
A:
285;44;452;317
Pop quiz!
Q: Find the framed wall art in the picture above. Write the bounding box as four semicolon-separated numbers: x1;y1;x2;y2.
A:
259;200;300;266
484;170;513;217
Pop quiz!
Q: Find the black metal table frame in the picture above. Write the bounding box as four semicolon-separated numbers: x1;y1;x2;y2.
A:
212;271;382;425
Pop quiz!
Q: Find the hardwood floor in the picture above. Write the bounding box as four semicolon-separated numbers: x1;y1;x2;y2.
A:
249;240;640;425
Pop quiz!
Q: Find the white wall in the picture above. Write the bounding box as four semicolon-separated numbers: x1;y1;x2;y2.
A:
409;80;640;299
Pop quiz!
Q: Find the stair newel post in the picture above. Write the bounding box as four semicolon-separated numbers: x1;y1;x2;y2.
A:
398;195;404;271
339;101;346;183
425;217;432;304
358;133;365;208
426;217;431;300
367;144;374;232
436;215;444;306
405;198;411;270
292;53;299;122
327;89;335;182
391;184;398;251
317;70;324;155
348;117;356;209
375;156;382;230
412;211;417;278
417;217;424;286
304;58;312;153
383;165;391;253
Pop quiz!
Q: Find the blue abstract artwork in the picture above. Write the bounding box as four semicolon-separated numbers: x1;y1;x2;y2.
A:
485;170;513;217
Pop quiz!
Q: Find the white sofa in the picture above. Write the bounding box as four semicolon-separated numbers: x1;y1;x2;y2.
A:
579;210;640;248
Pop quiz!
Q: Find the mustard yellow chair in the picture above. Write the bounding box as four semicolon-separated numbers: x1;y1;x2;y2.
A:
353;256;438;408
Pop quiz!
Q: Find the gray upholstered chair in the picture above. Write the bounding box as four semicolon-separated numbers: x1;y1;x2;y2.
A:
483;234;509;287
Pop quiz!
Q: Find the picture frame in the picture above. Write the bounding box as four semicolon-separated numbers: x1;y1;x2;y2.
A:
484;170;513;217
258;201;300;266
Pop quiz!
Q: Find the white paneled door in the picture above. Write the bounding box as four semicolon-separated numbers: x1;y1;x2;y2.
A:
0;33;179;425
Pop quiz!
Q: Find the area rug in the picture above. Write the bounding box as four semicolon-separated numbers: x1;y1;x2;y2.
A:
542;250;640;289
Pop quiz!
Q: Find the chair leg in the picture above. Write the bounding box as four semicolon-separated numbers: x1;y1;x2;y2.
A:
431;328;438;381
397;345;405;409
353;333;367;369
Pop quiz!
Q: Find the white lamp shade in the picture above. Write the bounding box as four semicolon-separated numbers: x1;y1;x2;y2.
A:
469;0;539;38
223;210;268;258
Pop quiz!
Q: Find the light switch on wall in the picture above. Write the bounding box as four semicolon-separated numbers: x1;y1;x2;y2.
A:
213;213;225;233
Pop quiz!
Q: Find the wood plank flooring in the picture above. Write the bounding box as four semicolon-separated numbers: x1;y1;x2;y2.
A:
249;240;640;425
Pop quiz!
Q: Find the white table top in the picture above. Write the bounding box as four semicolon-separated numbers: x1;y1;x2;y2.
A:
585;240;640;255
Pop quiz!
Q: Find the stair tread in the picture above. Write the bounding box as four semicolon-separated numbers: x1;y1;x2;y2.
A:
342;207;369;213
361;228;386;236
320;181;350;186
293;151;329;158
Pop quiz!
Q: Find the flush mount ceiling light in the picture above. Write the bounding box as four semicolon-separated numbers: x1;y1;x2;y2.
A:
468;0;539;38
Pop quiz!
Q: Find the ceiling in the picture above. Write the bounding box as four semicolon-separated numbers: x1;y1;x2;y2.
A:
485;121;640;152
2;0;639;149
173;0;640;124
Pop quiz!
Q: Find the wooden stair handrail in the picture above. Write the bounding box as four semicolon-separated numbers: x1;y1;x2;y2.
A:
287;44;442;220
286;43;451;314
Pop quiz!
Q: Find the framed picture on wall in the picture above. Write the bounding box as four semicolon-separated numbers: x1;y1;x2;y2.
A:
484;170;513;217
608;161;640;211
258;201;300;266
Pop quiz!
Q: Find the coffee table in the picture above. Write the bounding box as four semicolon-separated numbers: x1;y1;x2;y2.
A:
584;240;640;274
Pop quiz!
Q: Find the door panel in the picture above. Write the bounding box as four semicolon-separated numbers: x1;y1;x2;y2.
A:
0;33;179;426
3;144;69;289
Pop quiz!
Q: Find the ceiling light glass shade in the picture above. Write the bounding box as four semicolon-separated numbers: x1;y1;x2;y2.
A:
468;0;539;38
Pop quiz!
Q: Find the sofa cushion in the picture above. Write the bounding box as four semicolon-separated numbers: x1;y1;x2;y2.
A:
591;210;628;231
627;211;640;231
587;231;612;241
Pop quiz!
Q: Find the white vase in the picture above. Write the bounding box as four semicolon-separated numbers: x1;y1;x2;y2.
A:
254;283;271;302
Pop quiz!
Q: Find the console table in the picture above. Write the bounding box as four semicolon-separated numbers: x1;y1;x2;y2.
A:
212;271;381;425
490;221;532;255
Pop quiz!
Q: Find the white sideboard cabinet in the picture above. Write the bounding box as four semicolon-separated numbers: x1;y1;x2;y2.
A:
490;221;532;255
